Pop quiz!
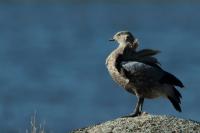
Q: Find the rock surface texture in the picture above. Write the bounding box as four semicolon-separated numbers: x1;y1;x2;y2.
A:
71;114;200;133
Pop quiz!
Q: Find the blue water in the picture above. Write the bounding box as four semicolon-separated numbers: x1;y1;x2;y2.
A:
0;2;200;133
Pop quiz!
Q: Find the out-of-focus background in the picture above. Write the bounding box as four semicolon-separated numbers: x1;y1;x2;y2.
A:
0;0;200;132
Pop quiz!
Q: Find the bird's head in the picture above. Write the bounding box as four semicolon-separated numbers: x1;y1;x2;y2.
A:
109;31;139;49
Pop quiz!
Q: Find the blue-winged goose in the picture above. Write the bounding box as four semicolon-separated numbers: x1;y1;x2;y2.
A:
106;31;184;117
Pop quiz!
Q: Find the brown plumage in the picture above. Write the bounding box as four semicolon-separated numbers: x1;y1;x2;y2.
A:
106;31;184;117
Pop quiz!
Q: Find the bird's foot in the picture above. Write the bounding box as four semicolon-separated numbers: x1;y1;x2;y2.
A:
121;112;142;118
141;111;148;115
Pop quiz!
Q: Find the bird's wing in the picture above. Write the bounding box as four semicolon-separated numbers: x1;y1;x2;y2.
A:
121;61;184;88
135;49;161;66
137;56;161;68
121;61;164;87
122;48;161;67
133;49;160;59
159;71;184;88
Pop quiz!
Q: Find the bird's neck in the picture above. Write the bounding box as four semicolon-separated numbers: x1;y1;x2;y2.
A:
118;42;128;48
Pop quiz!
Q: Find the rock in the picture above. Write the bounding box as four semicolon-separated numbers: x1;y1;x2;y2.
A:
71;114;200;133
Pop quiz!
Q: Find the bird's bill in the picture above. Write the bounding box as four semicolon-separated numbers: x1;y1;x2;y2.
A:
109;38;115;41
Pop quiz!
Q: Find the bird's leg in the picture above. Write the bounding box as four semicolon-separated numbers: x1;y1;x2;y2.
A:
139;97;144;113
122;97;144;117
130;97;144;117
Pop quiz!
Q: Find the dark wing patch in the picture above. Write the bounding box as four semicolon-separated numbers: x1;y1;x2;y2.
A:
133;49;160;59
160;71;184;88
121;61;164;83
116;48;161;72
137;57;161;69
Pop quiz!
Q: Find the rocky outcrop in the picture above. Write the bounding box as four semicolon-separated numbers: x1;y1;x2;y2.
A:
71;114;200;133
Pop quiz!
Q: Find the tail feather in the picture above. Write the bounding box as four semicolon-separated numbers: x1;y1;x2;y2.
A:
168;96;182;112
173;87;182;99
167;87;182;112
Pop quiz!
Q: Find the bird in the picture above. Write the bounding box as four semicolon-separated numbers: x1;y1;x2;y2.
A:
106;31;184;117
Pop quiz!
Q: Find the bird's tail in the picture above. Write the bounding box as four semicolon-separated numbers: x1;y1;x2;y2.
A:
167;87;182;112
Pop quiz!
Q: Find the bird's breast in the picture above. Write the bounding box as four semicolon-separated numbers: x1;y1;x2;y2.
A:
106;53;129;88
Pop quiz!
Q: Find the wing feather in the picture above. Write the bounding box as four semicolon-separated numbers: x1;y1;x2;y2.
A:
133;49;160;59
121;61;164;82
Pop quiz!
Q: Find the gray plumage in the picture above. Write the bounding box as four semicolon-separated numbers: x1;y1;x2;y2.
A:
106;31;184;117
